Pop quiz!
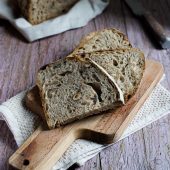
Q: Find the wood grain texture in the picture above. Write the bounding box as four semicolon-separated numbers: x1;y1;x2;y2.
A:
0;0;170;169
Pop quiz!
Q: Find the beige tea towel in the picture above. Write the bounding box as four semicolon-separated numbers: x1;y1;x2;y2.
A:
0;0;109;42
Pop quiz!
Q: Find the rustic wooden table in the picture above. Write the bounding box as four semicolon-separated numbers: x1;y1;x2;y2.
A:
0;0;170;169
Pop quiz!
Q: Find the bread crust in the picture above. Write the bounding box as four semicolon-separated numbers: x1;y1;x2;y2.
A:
73;28;132;55
36;59;64;129
17;0;78;25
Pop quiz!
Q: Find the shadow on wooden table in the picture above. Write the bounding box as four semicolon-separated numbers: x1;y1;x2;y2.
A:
67;164;81;170
0;19;28;43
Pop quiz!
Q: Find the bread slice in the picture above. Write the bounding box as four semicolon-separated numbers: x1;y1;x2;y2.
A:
73;28;132;54
36;58;123;129
17;0;78;25
69;48;145;103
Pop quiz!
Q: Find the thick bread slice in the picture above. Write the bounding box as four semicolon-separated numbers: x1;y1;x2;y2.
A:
17;0;78;25
71;48;145;102
36;58;123;129
73;28;132;54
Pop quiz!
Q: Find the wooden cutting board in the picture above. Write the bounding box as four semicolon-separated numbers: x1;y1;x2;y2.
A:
9;60;163;170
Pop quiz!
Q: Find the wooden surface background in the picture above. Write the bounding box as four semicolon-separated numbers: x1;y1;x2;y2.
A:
0;0;170;169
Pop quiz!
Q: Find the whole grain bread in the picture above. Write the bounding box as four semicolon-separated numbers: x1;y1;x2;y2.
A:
17;0;78;25
34;28;145;129
37;57;124;129
36;48;145;129
73;28;132;54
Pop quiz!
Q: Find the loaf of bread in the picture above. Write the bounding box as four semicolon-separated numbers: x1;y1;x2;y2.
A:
73;28;132;54
33;28;145;129
37;57;124;129
36;49;145;129
17;0;78;25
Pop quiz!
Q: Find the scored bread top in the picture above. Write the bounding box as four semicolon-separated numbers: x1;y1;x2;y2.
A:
73;28;132;54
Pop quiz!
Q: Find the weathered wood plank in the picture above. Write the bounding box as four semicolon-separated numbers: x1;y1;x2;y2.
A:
98;115;170;170
142;116;170;170
0;0;170;169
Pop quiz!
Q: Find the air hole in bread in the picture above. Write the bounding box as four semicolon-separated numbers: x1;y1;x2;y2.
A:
80;54;85;58
122;68;125;75
120;76;124;82
86;83;102;102
79;69;83;76
73;91;81;101
113;59;118;66
41;64;48;70
92;74;100;82
132;81;136;86
59;71;72;76
127;94;131;100
79;47;85;49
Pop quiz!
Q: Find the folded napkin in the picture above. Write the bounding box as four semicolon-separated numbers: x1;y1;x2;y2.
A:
0;80;170;170
0;0;109;42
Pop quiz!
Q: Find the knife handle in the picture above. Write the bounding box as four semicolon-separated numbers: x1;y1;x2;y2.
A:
143;12;170;48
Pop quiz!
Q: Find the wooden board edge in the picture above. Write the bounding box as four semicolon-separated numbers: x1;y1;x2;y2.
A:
9;126;43;168
114;60;164;141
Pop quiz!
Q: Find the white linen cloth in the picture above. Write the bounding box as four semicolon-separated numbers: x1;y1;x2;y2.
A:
0;0;109;42
0;82;170;170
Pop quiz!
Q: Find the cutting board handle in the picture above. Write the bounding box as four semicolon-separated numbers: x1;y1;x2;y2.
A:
9;125;115;170
9;126;78;170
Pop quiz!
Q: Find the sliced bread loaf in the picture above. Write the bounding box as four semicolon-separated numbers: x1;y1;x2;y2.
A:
73;28;132;54
17;0;78;25
37;48;145;129
36;58;123;129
